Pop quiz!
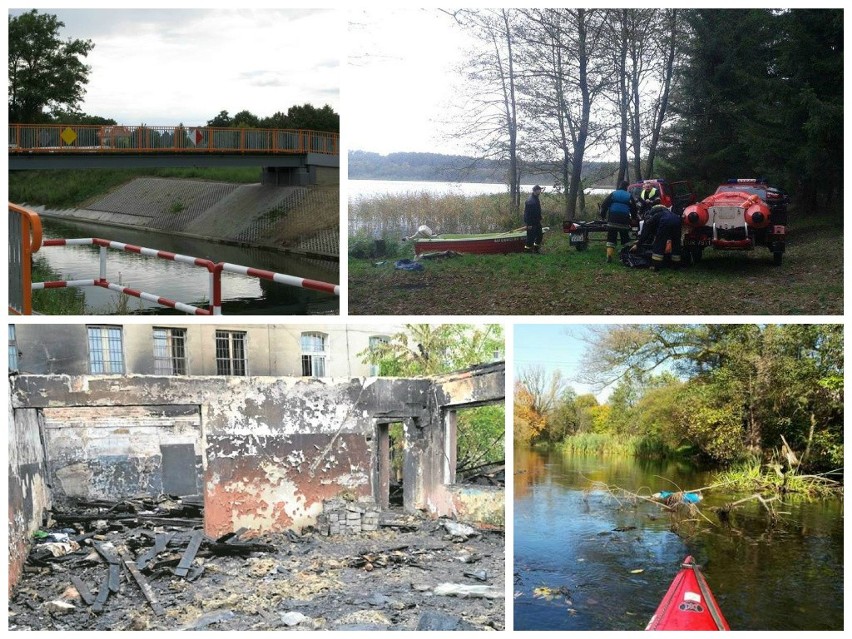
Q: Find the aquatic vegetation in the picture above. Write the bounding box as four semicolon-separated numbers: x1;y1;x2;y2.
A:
712;461;840;499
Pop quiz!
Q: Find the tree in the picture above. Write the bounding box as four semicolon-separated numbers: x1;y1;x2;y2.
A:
450;9;523;213
9;10;94;122
272;104;339;132
517;9;610;220
580;324;843;468
361;324;503;377
207;110;233;127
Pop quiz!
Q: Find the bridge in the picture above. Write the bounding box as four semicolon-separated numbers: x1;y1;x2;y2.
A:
9;123;339;185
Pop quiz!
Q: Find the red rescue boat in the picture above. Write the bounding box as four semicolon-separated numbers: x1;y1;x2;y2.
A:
645;556;730;631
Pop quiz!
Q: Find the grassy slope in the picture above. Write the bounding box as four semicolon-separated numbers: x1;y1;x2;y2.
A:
349;215;843;315
9;168;261;209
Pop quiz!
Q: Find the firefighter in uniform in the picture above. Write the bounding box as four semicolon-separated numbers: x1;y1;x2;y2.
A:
599;180;638;262
639;181;660;215
635;203;683;270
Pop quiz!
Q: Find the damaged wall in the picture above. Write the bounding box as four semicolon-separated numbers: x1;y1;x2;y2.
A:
406;363;506;526
9;403;51;595
40;405;203;503
9;363;505;562
9;375;433;540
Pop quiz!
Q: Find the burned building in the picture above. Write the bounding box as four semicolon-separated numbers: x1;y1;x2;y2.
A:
8;352;505;628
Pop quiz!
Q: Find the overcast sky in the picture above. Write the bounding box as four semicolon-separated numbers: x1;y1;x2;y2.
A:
347;8;472;156
9;8;341;126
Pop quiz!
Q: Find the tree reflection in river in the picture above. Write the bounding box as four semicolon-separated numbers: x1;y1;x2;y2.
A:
513;446;843;631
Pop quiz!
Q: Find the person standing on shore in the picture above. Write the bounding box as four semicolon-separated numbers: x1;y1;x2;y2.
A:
599;180;638;262
524;185;544;253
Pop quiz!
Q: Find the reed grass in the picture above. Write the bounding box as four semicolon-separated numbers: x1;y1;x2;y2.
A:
561;432;641;456
31;256;86;315
713;461;840;498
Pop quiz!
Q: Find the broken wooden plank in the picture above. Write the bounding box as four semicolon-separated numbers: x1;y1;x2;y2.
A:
175;529;204;577
206;540;276;555
93;541;120;565
92;573;110;613
122;558;165;616
216;527;249;544
108;563;121;593
136;533;172;569
70;575;95;606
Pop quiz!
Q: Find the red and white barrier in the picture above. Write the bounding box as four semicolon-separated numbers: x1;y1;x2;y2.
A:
33;237;339;315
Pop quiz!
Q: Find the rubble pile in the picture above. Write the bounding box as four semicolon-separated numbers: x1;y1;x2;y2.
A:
9;498;505;631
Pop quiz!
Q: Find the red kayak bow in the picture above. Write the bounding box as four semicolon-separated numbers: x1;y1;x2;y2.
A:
645;556;730;631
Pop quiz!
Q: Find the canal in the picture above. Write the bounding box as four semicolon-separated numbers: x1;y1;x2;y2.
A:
514;446;843;631
34;218;339;315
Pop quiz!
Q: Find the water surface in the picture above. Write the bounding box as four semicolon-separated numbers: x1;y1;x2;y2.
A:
35;218;339;315
514;447;843;631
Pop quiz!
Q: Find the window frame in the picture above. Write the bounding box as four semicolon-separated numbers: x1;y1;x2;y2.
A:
300;331;328;378
215;329;248;376
152;326;188;375
86;325;125;374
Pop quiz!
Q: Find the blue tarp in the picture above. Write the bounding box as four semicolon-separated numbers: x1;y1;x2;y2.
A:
655;491;702;504
394;259;424;271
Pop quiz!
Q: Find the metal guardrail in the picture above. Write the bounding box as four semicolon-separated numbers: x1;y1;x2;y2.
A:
8;124;339;156
9;205;339;315
9;204;43;314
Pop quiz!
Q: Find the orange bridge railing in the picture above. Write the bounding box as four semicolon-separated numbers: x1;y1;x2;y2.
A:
8;124;339;156
9;203;43;315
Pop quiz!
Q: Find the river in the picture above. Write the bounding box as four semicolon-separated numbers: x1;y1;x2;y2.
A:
513;446;843;631
35;218;339;315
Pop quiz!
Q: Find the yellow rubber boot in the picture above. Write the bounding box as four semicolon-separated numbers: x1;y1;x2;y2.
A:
606;247;614;263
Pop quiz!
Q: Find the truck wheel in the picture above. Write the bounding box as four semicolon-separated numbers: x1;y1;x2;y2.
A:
773;251;783;266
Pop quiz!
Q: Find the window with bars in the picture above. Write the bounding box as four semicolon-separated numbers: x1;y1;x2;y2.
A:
153;327;188;375
301;332;327;377
9;325;18;373
368;335;390;376
87;325;124;374
215;330;247;376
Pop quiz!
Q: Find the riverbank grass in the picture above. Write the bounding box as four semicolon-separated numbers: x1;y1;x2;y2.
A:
712;461;841;498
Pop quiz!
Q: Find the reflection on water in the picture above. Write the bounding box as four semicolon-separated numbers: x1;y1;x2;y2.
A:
514;447;843;631
36;218;339;315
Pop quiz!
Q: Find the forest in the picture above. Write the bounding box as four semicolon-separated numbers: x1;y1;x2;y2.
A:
514;325;843;474
444;9;841;216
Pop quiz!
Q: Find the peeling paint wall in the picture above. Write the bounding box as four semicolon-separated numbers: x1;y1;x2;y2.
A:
10;364;505;539
9;404;51;595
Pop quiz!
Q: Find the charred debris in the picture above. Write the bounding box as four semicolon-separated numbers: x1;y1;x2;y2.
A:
10;495;505;631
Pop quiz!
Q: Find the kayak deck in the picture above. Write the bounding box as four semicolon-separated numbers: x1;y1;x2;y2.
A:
645;556;730;631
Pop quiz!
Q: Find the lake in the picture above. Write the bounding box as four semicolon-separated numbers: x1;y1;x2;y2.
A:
34;218;339;315
514;446;843;631
348;179;611;201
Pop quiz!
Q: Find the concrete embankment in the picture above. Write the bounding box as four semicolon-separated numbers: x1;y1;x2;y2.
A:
28;177;339;259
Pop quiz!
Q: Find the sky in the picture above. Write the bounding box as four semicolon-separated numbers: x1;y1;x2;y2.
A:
9;8;341;126
514;324;618;403
347;8;472;156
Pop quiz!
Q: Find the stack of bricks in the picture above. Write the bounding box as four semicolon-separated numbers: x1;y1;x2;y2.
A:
316;499;380;536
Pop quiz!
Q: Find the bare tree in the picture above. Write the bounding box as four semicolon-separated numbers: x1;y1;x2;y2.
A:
516;9;610;220
448;9;523;213
645;9;680;177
